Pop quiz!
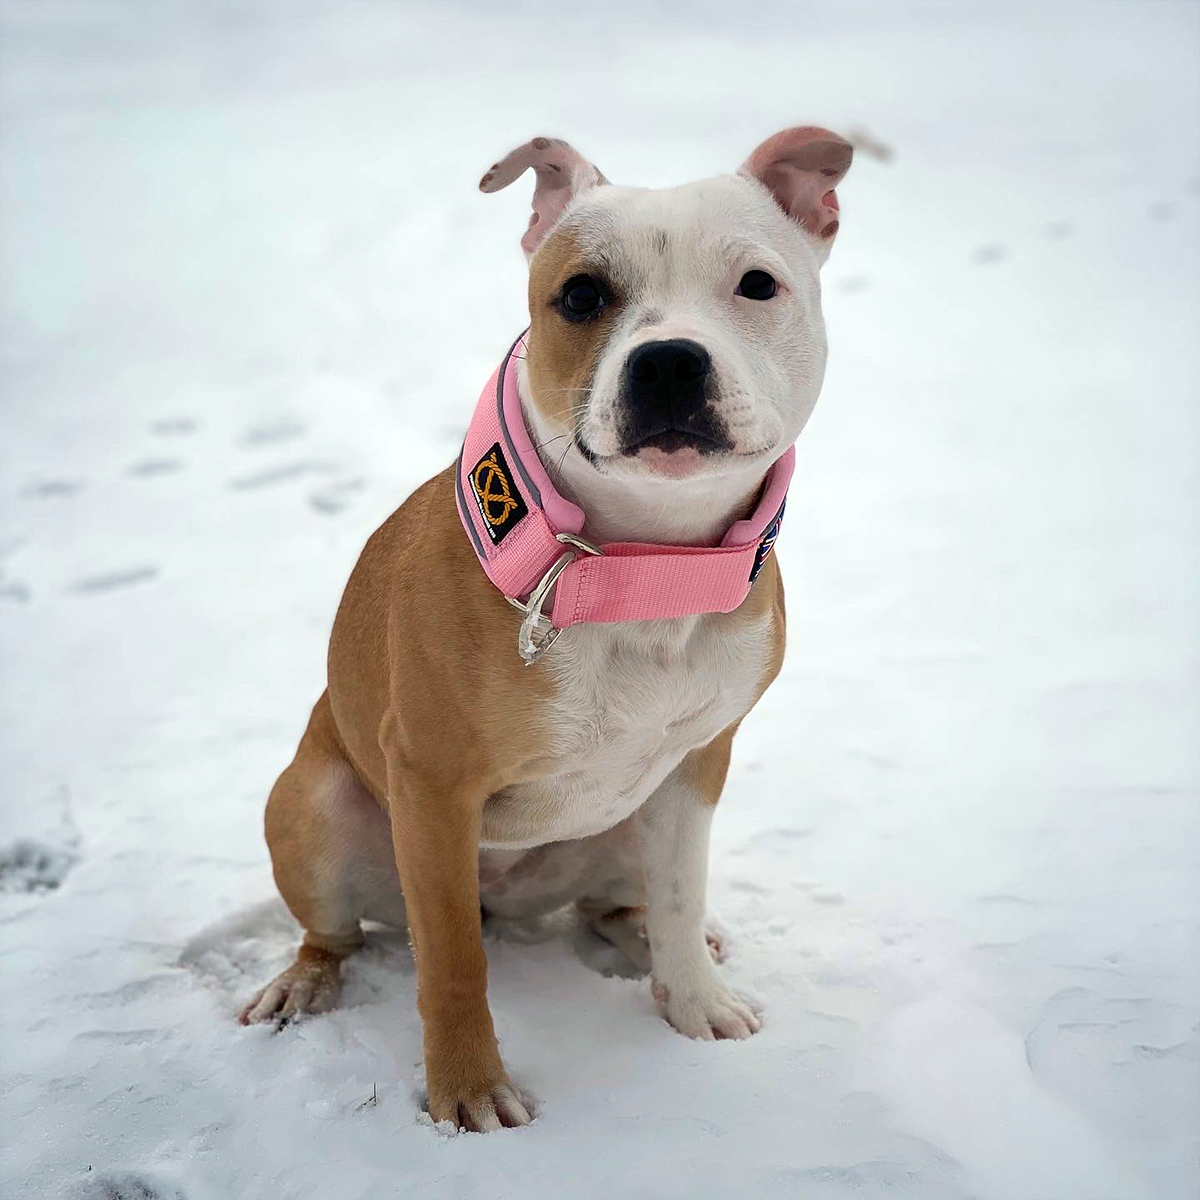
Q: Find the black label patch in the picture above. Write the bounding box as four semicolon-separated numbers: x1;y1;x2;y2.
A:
470;441;528;545
748;500;786;584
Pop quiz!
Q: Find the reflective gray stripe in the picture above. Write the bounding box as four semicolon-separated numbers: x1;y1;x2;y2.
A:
495;329;542;507
455;446;486;557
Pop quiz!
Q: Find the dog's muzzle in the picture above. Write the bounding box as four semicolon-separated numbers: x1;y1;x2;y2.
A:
619;339;728;453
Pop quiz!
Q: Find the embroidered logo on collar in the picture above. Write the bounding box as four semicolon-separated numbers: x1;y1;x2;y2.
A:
748;500;785;583
470;442;528;544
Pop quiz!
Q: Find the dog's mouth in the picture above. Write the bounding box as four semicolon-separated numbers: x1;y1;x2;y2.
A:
574;407;735;478
610;423;734;480
618;403;733;459
620;429;724;456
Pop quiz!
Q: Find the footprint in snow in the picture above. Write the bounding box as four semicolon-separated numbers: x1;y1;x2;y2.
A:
22;479;83;499
148;417;197;437
0;568;30;603
973;244;1007;264
71;1171;186;1200
68;567;159;594
1148;201;1175;221
228;461;334;491
239;417;307;447
728;878;770;894
126;458;184;479
1045;220;1074;239
977;892;1038;906
309;476;365;515
728;825;817;856
782;1162;933;1192
0;837;78;894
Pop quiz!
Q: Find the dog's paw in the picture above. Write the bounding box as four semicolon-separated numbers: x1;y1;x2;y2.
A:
238;950;341;1028
652;976;761;1041
429;1078;532;1132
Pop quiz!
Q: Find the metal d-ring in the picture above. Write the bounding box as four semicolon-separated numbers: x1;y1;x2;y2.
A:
555;531;603;558
506;532;603;664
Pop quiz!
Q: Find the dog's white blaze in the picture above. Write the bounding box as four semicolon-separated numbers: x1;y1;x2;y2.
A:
480;609;773;850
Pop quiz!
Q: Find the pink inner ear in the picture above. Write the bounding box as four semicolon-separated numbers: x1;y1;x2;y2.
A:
480;136;608;257
741;127;853;241
520;177;570;256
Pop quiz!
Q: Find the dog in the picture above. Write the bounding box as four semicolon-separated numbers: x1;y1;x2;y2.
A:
240;126;853;1132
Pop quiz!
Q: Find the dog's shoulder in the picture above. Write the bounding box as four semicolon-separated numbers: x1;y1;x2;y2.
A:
328;463;557;797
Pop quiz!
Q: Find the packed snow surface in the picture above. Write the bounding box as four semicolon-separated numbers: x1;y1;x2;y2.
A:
2;2;1198;1198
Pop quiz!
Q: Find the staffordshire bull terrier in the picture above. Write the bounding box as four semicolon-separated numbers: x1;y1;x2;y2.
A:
241;126;854;1132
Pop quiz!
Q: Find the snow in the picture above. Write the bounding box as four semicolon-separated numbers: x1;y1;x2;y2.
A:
1;1;1197;1197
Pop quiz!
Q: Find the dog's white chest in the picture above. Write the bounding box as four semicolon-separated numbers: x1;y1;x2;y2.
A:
480;610;772;848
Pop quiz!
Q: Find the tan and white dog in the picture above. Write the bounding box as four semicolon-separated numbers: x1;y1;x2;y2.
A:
241;127;853;1132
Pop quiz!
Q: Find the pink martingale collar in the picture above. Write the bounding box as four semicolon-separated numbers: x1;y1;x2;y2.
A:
455;333;794;662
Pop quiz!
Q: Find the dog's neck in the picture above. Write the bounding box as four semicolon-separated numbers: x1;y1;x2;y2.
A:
518;369;763;548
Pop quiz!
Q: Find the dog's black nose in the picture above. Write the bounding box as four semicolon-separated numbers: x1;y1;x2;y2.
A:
625;339;712;415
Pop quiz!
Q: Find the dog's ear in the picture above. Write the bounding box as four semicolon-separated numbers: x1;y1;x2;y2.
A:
480;137;608;259
740;127;853;261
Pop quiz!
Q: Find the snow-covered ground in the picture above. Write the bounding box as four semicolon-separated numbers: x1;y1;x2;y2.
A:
2;2;1198;1197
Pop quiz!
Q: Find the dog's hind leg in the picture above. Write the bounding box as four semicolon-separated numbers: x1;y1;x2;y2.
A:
241;691;403;1026
480;818;720;976
571;819;725;974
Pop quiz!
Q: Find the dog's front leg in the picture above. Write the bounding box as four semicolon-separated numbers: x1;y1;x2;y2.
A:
637;730;762;1041
384;746;530;1131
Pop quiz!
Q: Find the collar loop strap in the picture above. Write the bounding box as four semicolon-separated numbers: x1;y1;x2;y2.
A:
505;533;604;663
455;333;794;662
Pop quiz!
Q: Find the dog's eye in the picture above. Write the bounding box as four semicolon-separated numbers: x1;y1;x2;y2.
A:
736;270;777;301
560;274;605;321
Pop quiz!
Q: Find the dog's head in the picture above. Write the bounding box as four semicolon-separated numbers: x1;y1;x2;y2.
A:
481;129;852;495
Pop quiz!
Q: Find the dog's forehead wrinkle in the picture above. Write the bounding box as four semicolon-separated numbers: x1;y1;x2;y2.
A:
718;234;790;271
